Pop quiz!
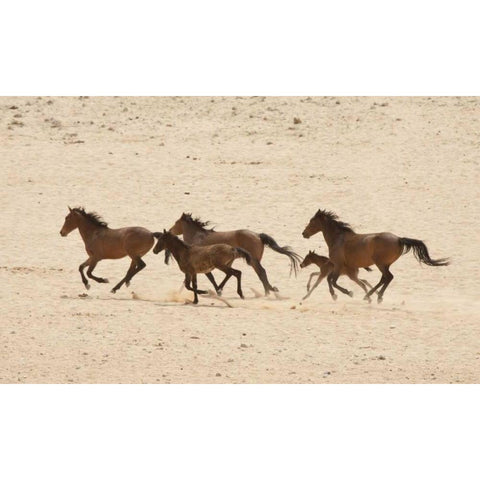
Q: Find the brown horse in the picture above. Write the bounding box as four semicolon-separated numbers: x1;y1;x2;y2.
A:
153;230;252;304
60;207;160;293
300;250;372;301
169;213;302;295
302;209;449;303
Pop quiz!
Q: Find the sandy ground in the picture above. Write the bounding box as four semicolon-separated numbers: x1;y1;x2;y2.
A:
1;96;479;383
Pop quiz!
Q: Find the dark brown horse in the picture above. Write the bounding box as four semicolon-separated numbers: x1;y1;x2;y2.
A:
153;230;252;304
302;209;449;303
300;250;372;301
60;207;159;293
169;213;302;295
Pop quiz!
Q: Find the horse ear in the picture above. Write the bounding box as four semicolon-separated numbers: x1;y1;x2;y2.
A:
68;206;72;212
163;228;167;233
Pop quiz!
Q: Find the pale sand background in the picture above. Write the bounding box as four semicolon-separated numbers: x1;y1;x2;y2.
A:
1;96;479;383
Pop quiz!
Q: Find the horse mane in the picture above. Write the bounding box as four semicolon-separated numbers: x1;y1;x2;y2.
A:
181;213;215;231
73;207;108;228
315;209;355;233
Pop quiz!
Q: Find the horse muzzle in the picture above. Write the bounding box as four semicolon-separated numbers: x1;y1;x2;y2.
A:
302;230;311;239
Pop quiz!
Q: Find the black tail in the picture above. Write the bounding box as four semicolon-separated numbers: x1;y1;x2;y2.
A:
235;247;253;266
259;233;302;276
399;237;450;266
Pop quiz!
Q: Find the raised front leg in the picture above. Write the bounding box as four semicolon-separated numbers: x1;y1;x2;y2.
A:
306;272;320;292
79;258;91;290
303;271;327;300
86;260;109;284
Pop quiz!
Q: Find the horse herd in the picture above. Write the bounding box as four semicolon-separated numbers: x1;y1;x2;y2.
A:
60;207;449;306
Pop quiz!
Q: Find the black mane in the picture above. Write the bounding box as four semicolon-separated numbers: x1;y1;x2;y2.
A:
315;209;355;233
181;213;215;231
73;207;108;228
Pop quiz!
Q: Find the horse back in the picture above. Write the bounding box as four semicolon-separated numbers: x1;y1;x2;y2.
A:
343;232;402;267
92;226;154;259
195;229;262;258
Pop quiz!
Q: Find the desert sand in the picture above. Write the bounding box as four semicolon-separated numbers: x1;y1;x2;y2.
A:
1;96;479;383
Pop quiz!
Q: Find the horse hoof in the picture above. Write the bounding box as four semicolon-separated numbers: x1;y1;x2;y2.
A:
348;291;354;298
111;288;116;294
217;289;223;296
272;287;279;292
126;281;130;287
85;283;90;290
102;278;109;284
332;294;338;301
377;296;383;304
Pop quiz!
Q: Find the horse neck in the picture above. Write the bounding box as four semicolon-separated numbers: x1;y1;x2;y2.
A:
321;221;345;248
182;220;209;243
166;235;189;262
76;215;104;243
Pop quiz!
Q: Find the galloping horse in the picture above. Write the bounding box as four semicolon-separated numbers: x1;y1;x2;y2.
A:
153;230;252;304
169;213;302;295
300;250;372;301
302;209;449;303
60;207;159;293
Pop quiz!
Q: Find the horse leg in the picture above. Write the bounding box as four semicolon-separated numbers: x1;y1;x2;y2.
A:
251;260;277;295
307;272;320;292
219;266;244;299
86;259;109;284
360;279;373;289
191;275;200;304
328;271;354;297
376;266;394;304
217;273;233;293
326;274;338;300
364;270;386;302
125;257;147;287
79;258;90;290
346;268;371;303
205;272;221;294
184;274;208;296
111;259;137;293
303;271;327;300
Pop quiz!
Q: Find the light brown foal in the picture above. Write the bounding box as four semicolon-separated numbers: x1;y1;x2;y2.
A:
302;209;449;303
60;207;159;293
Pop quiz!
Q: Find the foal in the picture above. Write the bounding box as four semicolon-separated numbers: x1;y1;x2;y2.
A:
169;213;302;295
153;230;252;304
60;207;159;293
302;209;449;303
300;250;372;301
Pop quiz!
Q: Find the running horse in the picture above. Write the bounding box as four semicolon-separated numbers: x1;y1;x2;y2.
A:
169;213;302;295
59;207;160;293
153;230;252;304
302;209;449;303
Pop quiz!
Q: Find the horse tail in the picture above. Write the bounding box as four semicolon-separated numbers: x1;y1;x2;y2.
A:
259;233;302;276
234;247;253;266
399;238;450;266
